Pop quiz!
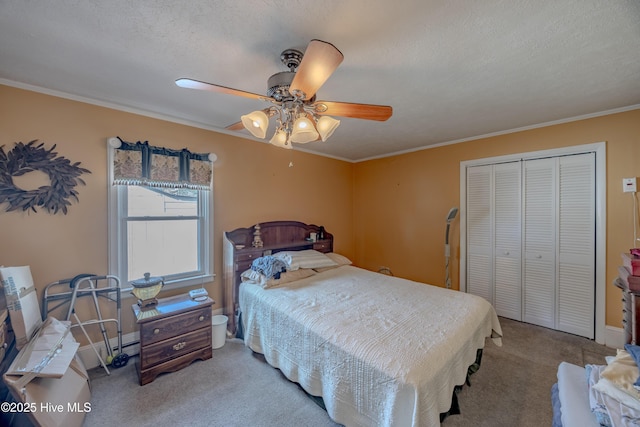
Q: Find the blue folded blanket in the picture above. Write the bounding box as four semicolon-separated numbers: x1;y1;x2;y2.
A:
251;256;287;280
624;343;640;388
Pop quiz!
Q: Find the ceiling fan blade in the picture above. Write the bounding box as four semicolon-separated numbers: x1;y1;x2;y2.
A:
313;101;393;121
225;121;245;131
175;78;264;101
289;40;344;100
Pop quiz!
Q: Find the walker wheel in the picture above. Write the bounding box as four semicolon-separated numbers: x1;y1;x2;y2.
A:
111;353;129;368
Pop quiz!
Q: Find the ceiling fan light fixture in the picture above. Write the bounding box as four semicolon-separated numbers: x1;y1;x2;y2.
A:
316;116;340;142
269;128;291;149
241;110;269;139
290;115;319;143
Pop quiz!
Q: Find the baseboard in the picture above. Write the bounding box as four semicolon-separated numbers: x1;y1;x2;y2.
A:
604;325;625;349
77;306;225;369
76;331;139;370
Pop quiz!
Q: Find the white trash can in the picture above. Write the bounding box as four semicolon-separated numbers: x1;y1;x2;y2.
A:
211;315;228;349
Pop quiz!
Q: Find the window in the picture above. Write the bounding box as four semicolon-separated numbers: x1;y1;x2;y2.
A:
108;140;214;290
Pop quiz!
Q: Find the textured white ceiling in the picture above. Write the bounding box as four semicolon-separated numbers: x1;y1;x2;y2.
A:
1;0;639;161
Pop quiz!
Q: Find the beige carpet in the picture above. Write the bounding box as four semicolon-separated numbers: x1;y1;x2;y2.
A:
441;318;615;427
83;318;615;426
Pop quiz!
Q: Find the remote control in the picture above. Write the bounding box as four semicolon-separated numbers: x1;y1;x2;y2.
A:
189;288;208;299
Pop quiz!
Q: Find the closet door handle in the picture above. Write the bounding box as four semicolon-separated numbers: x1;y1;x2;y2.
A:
504;251;510;256
536;255;542;259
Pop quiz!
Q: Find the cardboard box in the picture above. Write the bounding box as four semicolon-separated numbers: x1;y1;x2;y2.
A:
0;266;43;350
2;317;90;427
3;356;91;427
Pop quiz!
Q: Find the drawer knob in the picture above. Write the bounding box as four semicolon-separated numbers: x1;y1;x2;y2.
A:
199;315;205;321
173;341;186;351
153;328;160;334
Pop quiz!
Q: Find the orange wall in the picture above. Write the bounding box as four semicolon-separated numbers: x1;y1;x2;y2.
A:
353;109;640;328
2;83;639;339
0;84;354;338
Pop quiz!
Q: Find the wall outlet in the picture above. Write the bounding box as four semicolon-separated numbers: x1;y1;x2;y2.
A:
623;177;637;193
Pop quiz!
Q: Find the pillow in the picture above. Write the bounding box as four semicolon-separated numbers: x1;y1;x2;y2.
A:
325;252;352;266
313;253;353;272
241;269;265;283
273;250;337;271
241;268;316;289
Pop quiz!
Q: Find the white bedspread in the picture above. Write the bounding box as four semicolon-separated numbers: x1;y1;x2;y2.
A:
239;265;502;427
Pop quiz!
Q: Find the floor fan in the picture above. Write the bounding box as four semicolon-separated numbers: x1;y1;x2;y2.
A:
445;207;458;289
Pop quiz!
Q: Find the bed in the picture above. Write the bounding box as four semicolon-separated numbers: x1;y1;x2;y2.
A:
223;221;502;427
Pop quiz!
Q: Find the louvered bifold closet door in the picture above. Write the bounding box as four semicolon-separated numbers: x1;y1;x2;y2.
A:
466;165;493;302
556;153;595;338
494;162;522;320
523;158;557;329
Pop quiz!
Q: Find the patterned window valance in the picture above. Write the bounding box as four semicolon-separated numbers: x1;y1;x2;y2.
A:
110;137;214;190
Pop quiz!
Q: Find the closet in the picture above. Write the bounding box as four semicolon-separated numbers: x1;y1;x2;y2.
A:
465;152;595;339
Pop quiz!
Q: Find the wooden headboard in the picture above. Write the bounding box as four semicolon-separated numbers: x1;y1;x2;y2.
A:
222;221;333;335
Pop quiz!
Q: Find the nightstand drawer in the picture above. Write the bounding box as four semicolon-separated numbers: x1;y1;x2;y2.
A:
141;306;211;346
236;251;263;263
235;251;264;272
313;240;331;252
235;261;254;273
141;327;211;367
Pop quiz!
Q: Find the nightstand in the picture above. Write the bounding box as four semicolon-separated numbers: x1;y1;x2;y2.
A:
132;293;213;385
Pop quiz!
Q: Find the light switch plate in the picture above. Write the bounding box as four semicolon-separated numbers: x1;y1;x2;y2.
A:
623;177;637;193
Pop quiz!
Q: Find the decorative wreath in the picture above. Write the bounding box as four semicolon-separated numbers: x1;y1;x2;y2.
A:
0;140;91;214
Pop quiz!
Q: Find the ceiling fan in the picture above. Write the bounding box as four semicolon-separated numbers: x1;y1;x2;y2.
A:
175;39;393;149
